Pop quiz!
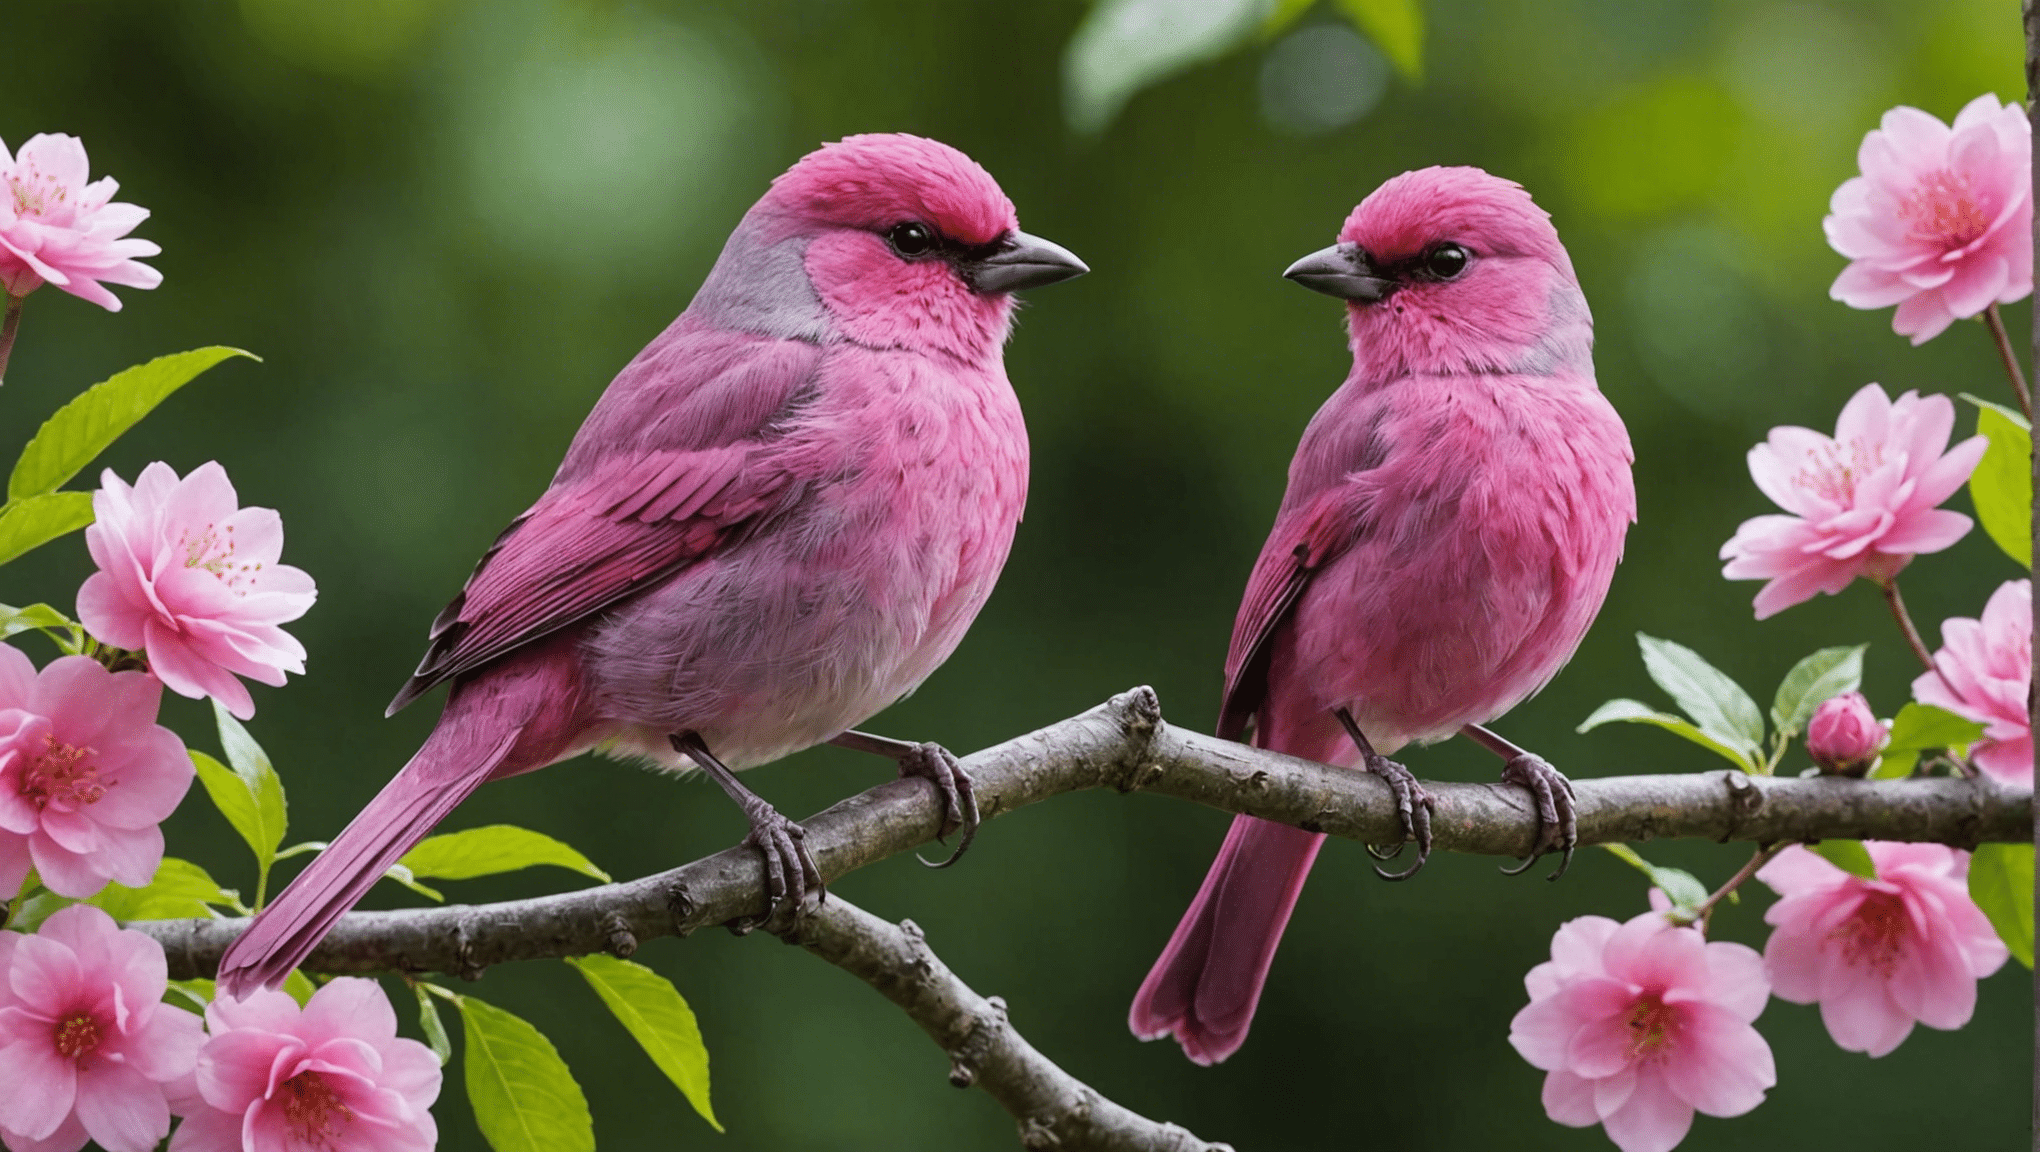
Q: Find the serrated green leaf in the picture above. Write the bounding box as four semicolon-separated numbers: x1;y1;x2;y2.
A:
1577;698;1757;771
1809;840;1878;880
1600;844;1709;912
283;969;318;1007
8;347;256;501
416;982;454;1065
1335;0;1423;80
165;978;214;1014
568;954;720;1131
1885;702;1988;753
0;491;94;566
1637;634;1766;760
400;825;611;886
1770;645;1867;737
210;701;288;863
1969;842;2033;969
90;857;237;921
1968;401;2031;569
1063;0;1270;133
459;994;596;1152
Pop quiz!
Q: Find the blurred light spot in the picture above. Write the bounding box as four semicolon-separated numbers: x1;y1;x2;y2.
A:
446;3;769;277
1562;76;1743;220
1063;0;1268;134
1259;23;1390;136
1723;5;1884;139
1626;226;1779;418
240;0;448;79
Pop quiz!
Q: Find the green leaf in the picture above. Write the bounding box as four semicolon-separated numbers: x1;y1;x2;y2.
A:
8;347;256;500
381;861;445;903
1871;703;1989;777
400;825;611;885
1334;0;1423;80
1969;842;2034;969
165;978;214;1014
1637;634;1766;760
0;491;94;566
210;701;289;863
1577;699;1757;771
191;751;287;871
1809;840;1878;880
459;994;596;1152
1063;0;1270;134
8;889;77;932
89;857;238;920
568;954;721;1131
283;969;318;1007
0;602;75;641
1769;645;1867;737
1600;844;1710;913
1967;398;2032;569
416;981;454;1065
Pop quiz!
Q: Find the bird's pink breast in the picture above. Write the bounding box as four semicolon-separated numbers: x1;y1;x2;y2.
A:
1258;370;1633;763
584;343;1028;769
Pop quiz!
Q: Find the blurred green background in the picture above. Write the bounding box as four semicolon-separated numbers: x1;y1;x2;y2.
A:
2;0;2031;1148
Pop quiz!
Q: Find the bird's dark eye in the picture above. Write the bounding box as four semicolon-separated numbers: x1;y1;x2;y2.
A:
887;221;936;257
1423;243;1470;280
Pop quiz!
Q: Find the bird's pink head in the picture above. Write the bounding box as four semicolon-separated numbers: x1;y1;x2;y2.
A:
1286;166;1590;382
722;133;1085;360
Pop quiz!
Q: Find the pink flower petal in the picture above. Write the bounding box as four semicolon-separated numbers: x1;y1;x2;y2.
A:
73;1060;169;1152
1599;1065;1696;1152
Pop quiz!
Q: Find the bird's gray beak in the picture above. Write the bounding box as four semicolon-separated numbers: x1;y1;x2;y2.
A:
964;231;1089;294
1284;243;1393;303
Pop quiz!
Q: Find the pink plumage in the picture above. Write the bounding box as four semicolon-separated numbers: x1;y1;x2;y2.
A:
216;134;1086;996
1131;167;1635;1064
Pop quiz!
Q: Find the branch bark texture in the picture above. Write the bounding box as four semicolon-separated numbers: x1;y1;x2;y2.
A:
795;896;1231;1152
135;687;2032;981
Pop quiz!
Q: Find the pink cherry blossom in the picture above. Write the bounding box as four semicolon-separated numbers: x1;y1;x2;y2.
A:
0;905;204;1152
1510;909;1774;1152
1825;95;2032;344
1806;692;1885;776
1912;578;2031;785
0;646;191;899
1719;384;1984;619
1758;842;2006;1057
77;462;317;720
171;979;439;1152
0;134;161;311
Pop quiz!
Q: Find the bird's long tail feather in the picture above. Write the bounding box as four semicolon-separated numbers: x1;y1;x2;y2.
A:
1128;814;1326;1065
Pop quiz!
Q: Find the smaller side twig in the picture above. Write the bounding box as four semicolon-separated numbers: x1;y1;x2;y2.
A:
793;897;1232;1152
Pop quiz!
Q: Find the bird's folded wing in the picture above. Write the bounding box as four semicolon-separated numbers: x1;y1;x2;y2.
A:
1216;487;1360;743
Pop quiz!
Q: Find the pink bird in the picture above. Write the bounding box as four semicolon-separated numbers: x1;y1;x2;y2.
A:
216;134;1086;996
1130;167;1634;1065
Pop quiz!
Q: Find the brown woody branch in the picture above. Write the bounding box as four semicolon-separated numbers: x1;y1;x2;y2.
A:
135;685;2031;980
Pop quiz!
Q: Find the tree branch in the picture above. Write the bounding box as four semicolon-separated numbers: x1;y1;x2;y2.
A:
134;686;2032;980
794;895;1231;1152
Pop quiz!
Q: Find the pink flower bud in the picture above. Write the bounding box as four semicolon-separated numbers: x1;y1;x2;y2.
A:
1806;692;1886;776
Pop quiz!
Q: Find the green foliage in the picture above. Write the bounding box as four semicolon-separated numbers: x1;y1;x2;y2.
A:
0;491;94;566
283;968;319;1007
1769;645;1866;738
401;825;612;886
1578;698;1757;771
0;603;83;652
1968;843;2034;969
1962;395;2031;569
568;954;721;1132
90;857;241;920
7;347;255;501
1637;634;1766;761
8;889;77;932
165;978;215;1014
458;994;596;1152
1870;703;1988;778
416;982;455;1066
1064;0;1271;134
1335;0;1422;80
1808;840;1877;880
1601;844;1708;916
